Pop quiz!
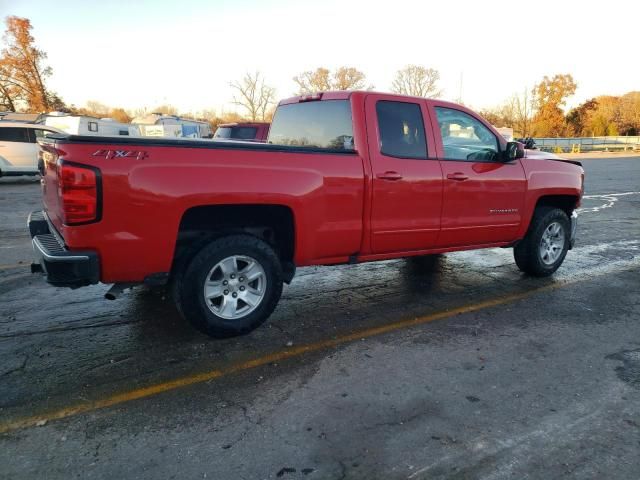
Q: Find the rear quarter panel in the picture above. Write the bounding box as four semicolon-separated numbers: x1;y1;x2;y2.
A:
49;142;365;283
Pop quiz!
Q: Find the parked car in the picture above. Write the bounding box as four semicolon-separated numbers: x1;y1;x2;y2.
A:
29;91;583;337
0;112;44;123
213;122;270;142
0;122;63;176
516;137;538;149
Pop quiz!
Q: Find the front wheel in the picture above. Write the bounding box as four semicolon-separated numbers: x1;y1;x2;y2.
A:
174;235;283;337
514;207;570;277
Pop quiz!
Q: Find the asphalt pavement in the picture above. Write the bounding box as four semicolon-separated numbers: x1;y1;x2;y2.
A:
0;157;639;479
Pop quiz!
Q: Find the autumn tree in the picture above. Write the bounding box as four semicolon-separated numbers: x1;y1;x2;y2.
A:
531;74;577;137
582;96;620;136
198;109;250;133
230;71;276;121
152;104;178;115
565;98;597;136
479;89;533;137
617;91;640;135
0;16;61;112
109;108;132;123
391;65;442;98
479;102;515;129
293;66;370;94
332;67;369;91
508;89;534;137
293;67;330;93
84;100;110;117
0;72;18;110
68;101;132;122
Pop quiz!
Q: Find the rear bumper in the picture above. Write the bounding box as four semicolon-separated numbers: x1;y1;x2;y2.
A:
28;210;100;288
569;211;578;249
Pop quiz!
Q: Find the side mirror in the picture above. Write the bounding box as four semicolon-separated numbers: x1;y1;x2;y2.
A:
505;141;525;161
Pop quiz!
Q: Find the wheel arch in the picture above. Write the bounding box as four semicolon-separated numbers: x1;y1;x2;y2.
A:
518;193;580;239
172;204;296;283
534;194;580;217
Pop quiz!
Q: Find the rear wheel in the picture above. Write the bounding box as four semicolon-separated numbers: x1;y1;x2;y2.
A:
514;207;570;277
174;234;283;337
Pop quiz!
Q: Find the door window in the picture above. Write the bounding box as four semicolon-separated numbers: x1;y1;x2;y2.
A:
435;107;499;161
0;127;29;143
376;101;427;159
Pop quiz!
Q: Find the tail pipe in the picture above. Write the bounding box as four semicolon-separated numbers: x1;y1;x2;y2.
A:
105;283;136;300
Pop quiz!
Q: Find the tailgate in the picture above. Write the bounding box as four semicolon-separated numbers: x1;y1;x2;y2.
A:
38;139;64;231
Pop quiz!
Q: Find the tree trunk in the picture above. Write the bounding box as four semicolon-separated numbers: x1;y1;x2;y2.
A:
0;82;16;111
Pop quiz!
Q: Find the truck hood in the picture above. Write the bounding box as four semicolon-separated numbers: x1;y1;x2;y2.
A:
524;149;582;167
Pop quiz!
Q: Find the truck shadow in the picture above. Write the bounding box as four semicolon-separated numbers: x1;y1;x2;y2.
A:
125;286;203;343
400;254;444;295
0;252;559;420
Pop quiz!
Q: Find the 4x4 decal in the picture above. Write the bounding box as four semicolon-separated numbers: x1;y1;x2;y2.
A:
92;149;148;160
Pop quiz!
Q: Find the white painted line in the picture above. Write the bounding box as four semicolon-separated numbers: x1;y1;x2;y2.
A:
578;191;640;214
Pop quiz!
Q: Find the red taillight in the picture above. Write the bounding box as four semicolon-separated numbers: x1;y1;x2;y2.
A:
57;163;100;225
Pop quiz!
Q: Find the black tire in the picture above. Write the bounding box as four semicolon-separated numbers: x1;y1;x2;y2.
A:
174;234;283;337
514;207;570;277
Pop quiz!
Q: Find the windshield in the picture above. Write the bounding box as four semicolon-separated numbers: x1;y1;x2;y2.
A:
268;100;354;151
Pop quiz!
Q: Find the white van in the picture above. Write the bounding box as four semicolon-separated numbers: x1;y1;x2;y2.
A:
42;113;140;137
0;122;62;177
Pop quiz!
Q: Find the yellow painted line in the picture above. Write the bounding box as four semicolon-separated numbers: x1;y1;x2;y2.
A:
0;280;570;435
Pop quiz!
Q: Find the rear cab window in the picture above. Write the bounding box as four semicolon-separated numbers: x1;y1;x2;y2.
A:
268;100;354;151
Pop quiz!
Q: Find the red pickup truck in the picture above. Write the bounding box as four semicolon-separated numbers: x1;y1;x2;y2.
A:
30;91;583;337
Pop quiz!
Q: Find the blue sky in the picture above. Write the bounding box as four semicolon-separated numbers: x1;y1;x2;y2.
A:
2;0;639;115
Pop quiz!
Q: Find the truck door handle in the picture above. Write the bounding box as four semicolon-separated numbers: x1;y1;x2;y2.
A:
446;172;469;181
376;171;403;181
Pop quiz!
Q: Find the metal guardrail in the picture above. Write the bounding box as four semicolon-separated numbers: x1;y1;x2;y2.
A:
533;136;640;153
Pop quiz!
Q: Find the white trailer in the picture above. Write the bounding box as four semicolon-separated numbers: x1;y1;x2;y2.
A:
132;113;212;138
42;113;140;137
137;124;183;137
495;127;514;142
